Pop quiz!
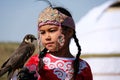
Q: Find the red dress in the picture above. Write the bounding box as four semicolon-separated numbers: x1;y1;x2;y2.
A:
25;53;93;80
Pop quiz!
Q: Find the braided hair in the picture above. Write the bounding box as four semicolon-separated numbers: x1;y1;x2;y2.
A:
72;30;81;80
38;48;47;75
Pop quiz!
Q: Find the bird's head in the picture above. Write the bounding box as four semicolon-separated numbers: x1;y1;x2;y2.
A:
23;34;37;44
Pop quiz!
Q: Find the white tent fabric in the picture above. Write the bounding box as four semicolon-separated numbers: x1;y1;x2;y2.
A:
70;0;120;55
70;1;120;80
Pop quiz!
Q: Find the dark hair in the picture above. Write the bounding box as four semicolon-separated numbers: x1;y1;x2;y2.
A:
110;1;120;7
53;7;72;17
38;48;47;74
72;30;81;80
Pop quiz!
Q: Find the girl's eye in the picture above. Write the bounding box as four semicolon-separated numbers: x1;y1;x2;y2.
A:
49;29;56;32
40;31;45;34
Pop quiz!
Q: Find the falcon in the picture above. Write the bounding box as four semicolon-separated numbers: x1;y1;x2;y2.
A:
0;34;37;80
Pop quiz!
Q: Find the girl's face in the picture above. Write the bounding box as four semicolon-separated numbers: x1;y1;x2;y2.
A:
39;25;65;52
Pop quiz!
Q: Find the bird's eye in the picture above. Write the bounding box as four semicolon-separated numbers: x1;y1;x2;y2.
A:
29;36;31;39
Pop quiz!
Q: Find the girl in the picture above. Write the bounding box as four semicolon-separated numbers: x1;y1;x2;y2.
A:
17;5;93;80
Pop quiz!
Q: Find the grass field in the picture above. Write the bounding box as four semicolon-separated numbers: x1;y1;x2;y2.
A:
0;42;120;80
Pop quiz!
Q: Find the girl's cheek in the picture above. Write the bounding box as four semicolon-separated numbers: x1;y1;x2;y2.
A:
57;34;65;48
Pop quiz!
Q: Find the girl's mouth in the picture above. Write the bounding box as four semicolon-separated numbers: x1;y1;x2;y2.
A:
46;42;54;47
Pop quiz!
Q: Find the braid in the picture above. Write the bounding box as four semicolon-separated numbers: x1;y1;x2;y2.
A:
72;30;81;80
38;48;48;74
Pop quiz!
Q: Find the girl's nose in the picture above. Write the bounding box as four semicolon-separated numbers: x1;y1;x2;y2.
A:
45;33;51;41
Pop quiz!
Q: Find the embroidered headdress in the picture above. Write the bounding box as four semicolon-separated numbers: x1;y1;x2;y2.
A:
38;7;75;29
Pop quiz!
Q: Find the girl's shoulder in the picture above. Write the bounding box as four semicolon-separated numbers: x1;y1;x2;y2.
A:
25;54;39;66
77;58;93;80
79;58;91;68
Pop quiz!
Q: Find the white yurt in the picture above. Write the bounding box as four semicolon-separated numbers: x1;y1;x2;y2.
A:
70;0;120;80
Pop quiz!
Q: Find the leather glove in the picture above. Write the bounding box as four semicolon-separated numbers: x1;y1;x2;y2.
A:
17;67;37;80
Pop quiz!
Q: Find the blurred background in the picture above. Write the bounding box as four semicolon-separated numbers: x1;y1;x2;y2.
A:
0;0;120;80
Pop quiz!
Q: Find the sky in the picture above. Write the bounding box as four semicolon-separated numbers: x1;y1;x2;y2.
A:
0;0;107;42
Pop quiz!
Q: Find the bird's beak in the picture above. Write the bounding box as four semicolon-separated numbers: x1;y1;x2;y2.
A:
34;37;37;40
33;39;37;47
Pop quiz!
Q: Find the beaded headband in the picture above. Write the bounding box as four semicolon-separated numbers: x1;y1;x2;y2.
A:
38;7;75;30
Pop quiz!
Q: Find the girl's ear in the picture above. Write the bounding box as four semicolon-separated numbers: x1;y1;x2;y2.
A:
66;28;74;38
62;26;74;39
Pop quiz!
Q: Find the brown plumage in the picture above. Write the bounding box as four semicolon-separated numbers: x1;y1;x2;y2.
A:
0;34;37;80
